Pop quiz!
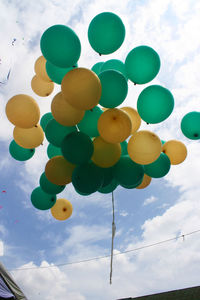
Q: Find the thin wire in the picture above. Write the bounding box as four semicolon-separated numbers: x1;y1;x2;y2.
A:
110;191;116;285
9;228;200;272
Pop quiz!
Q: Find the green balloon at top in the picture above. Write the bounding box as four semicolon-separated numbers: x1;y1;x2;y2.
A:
88;12;125;55
40;24;81;68
125;45;161;84
137;85;174;124
181;111;200;140
91;62;104;75
100;59;128;80
77;106;103;137
46;61;77;84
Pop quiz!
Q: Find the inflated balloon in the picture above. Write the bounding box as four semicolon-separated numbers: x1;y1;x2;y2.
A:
181;111;200;140
9;140;35;161
120;107;141;134
31;187;56;210
113;155;144;188
46;61;77;84
6;94;40;128
40;172;65;195
120;141;128;156
162;140;187;165
47;143;62;159
98;70;128;108
51;92;85;126
61;67;102;110
45;118;77;147
40;112;53;131
34;56;51;82
136;174;152;189
99;166;114;187
13;125;44;149
98;108;132;143
72;162;104;194
91;62;104;75
125;45;160;84
61;131;94;165
137;85;174;124
144;152;171;178
77;106;103;137
51;198;73;221
45;155;76;185
98;179;118;194
40;24;81;68
88;12;125;55
92;136;121;168
128;130;162;165
31;75;54;97
100;59;128;80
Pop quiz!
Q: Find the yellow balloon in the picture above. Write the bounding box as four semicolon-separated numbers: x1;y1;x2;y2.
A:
51;198;73;221
136;174;152;189
34;56;51;82
61;68;102;110
98;108;132;143
120;107;141;134
13;125;44;149
45;155;76;185
128;130;162;165
162;140;187;165
51;92;85;126
6;94;40;128
31;75;54;97
92;136;121;168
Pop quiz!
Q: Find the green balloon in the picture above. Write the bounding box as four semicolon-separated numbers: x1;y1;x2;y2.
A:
161;140;166;145
98;179;118;194
9;140;35;161
40;172;65;195
47;143;62;159
113;155;144;188
137;85;174;124
120;141;128;156
99;166;114;187
31;187;56;210
100;59;128;80
125;45;161;84
46;61;77;84
122;177;143;189
144;152;171;178
91;62;104;75
61;131;94;165
77;106;103;137
40;112;53;131
72;162;104;194
98;70;128;108
181;111;200;140
88;12;125;55
40;24;81;68
45;118;77;147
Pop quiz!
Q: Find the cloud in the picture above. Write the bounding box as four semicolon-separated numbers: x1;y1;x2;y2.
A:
0;241;4;256
143;195;158;206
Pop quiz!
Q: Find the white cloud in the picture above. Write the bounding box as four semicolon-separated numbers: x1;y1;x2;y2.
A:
143;195;158;206
0;240;4;256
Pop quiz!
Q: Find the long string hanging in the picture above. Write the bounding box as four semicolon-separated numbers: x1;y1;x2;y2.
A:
110;191;116;285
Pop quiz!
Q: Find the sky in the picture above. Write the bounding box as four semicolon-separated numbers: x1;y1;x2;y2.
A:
1;0;200;299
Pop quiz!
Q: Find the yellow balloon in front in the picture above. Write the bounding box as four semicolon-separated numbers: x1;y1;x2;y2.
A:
51;92;85;126
61;68;102;110
31;75;54;97
162;140;187;165
6;94;40;128
98;108;132;143
92;136;121;168
136;174;152;189
34;56;51;82
51;198;73;221
120;106;141;134
128;130;162;165
13;125;44;149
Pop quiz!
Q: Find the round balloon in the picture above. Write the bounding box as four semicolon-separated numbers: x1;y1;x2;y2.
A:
34;56;51;82
51;198;73;221
9;140;35;161
91;62;104;75
100;59;128;79
40;112;53;131
120;107;141;134
98;70;128;108
13;125;44;149
162;140;187;165
6;94;40;128
120;141;128;156
31;75;54;97
136;174;152;189
137;85;174;124
181;111;200;140
31;187;56;210
88;12;125;55
47;143;62;159
62;67;102;110
77;106;103;137
128;130;162;165
144;152;171;178
125;45;160;84
98;179;118;194
40;172;66;195
98;108;132;143
40;24;81;68
46;61;77;84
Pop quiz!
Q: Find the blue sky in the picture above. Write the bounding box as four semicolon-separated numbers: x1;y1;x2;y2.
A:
1;0;200;299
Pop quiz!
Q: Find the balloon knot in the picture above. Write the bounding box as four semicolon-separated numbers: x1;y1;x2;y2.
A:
99;53;102;56
146;122;149;125
35;125;38;127
194;133;199;137
134;82;137;85
72;65;76;68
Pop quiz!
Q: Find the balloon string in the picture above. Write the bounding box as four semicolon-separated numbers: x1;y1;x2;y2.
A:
110;191;116;284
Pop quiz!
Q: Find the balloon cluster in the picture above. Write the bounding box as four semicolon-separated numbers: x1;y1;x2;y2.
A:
5;12;188;221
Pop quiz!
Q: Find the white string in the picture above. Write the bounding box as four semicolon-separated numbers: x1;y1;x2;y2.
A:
110;191;116;285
